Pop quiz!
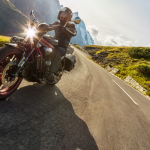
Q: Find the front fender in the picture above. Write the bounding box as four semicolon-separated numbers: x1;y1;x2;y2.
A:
5;43;24;51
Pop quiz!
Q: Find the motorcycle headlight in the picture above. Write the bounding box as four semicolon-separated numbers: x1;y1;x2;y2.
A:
25;27;37;38
24;25;38;44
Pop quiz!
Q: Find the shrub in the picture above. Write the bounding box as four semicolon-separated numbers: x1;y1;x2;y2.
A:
137;64;150;75
132;59;139;62
146;92;150;96
120;71;127;76
128;47;150;59
141;58;145;61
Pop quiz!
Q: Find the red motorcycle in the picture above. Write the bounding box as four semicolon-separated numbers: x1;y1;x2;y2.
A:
0;10;81;100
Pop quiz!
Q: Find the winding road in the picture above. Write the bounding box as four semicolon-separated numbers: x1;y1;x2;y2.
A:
1;46;150;150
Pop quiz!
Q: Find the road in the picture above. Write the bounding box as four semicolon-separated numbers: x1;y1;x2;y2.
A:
1;47;150;150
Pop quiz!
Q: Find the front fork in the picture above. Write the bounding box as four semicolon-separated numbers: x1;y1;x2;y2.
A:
14;48;35;77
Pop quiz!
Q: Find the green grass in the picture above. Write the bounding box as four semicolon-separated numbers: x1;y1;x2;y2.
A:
0;35;11;47
84;45;103;49
73;43;82;50
82;45;150;96
73;43;90;55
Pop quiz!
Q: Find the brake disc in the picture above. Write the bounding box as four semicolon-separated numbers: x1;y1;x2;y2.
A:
2;61;18;87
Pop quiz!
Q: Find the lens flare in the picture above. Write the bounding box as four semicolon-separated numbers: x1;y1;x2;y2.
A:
26;29;36;37
24;25;37;45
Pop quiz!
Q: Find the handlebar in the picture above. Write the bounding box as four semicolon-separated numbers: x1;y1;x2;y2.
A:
47;25;76;36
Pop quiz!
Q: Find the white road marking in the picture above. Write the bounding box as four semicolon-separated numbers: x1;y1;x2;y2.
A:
112;79;138;105
73;47;150;102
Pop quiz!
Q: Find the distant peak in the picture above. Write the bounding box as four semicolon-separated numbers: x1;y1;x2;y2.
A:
73;12;78;15
60;5;63;9
73;12;79;18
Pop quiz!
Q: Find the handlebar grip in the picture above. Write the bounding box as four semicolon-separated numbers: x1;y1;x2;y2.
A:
47;27;54;32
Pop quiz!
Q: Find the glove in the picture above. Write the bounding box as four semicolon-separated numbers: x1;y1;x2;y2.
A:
66;28;75;33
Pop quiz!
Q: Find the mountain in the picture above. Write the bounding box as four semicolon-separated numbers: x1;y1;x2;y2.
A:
1;0;94;45
71;12;94;46
10;0;61;24
0;0;28;36
9;0;62;36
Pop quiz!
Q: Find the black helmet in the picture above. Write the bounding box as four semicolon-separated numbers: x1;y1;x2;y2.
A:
57;7;73;21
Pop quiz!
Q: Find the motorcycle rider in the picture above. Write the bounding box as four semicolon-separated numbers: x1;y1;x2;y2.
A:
47;7;77;82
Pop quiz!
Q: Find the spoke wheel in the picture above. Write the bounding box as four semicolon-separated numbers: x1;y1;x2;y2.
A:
0;46;22;100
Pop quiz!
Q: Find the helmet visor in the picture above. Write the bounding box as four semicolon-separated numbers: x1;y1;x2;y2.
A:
60;7;72;15
61;7;67;12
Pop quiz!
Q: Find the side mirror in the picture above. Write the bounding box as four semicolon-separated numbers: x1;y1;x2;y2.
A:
64;17;81;27
73;17;81;24
30;10;35;18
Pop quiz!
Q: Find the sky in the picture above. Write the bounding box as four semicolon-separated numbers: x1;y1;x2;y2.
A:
59;0;150;47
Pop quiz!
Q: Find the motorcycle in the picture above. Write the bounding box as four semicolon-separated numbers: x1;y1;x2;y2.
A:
0;10;81;100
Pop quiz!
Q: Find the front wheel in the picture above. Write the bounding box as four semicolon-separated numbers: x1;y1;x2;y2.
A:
0;46;23;100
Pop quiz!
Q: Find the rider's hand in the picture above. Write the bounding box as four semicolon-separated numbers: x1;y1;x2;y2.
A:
67;28;75;33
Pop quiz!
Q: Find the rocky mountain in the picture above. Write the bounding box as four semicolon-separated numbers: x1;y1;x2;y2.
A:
71;12;94;46
10;0;61;24
0;0;28;36
0;0;94;45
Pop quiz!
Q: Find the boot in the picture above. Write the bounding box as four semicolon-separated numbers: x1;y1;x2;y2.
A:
47;73;54;82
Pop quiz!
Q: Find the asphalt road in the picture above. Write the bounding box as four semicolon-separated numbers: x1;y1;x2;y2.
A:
1;47;150;150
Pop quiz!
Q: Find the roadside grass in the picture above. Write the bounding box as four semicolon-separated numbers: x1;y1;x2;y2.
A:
73;43;83;50
84;45;103;49
0;35;11;47
82;45;150;96
73;43;90;55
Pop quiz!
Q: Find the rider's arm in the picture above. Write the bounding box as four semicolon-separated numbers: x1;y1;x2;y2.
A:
48;21;59;31
65;23;77;37
49;22;77;36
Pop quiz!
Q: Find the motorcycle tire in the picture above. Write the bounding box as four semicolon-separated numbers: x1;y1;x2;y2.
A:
0;46;23;100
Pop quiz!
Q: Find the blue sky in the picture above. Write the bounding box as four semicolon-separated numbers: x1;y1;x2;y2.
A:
59;0;150;47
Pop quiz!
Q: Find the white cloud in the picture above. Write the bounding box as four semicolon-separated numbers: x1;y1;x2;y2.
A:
87;24;138;46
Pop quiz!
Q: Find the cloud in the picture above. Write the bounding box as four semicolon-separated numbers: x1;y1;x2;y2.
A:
87;24;137;46
102;35;133;46
90;28;98;36
87;25;99;37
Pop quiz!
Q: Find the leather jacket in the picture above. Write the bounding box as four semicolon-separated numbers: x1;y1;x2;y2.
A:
49;21;77;48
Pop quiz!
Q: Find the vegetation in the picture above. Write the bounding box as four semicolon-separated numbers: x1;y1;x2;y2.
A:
73;43;89;54
128;47;150;59
82;45;150;96
137;64;150;75
73;43;84;50
84;45;103;49
0;35;11;47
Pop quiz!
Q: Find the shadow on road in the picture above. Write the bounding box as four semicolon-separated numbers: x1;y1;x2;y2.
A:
0;83;98;150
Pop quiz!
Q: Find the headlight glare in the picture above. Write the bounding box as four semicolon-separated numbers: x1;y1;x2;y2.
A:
26;28;36;37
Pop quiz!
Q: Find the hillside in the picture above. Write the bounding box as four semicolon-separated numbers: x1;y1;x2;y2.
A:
10;0;61;24
0;0;28;35
82;45;150;96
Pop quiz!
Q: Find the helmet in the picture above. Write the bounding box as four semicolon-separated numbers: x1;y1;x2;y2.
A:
57;7;73;21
